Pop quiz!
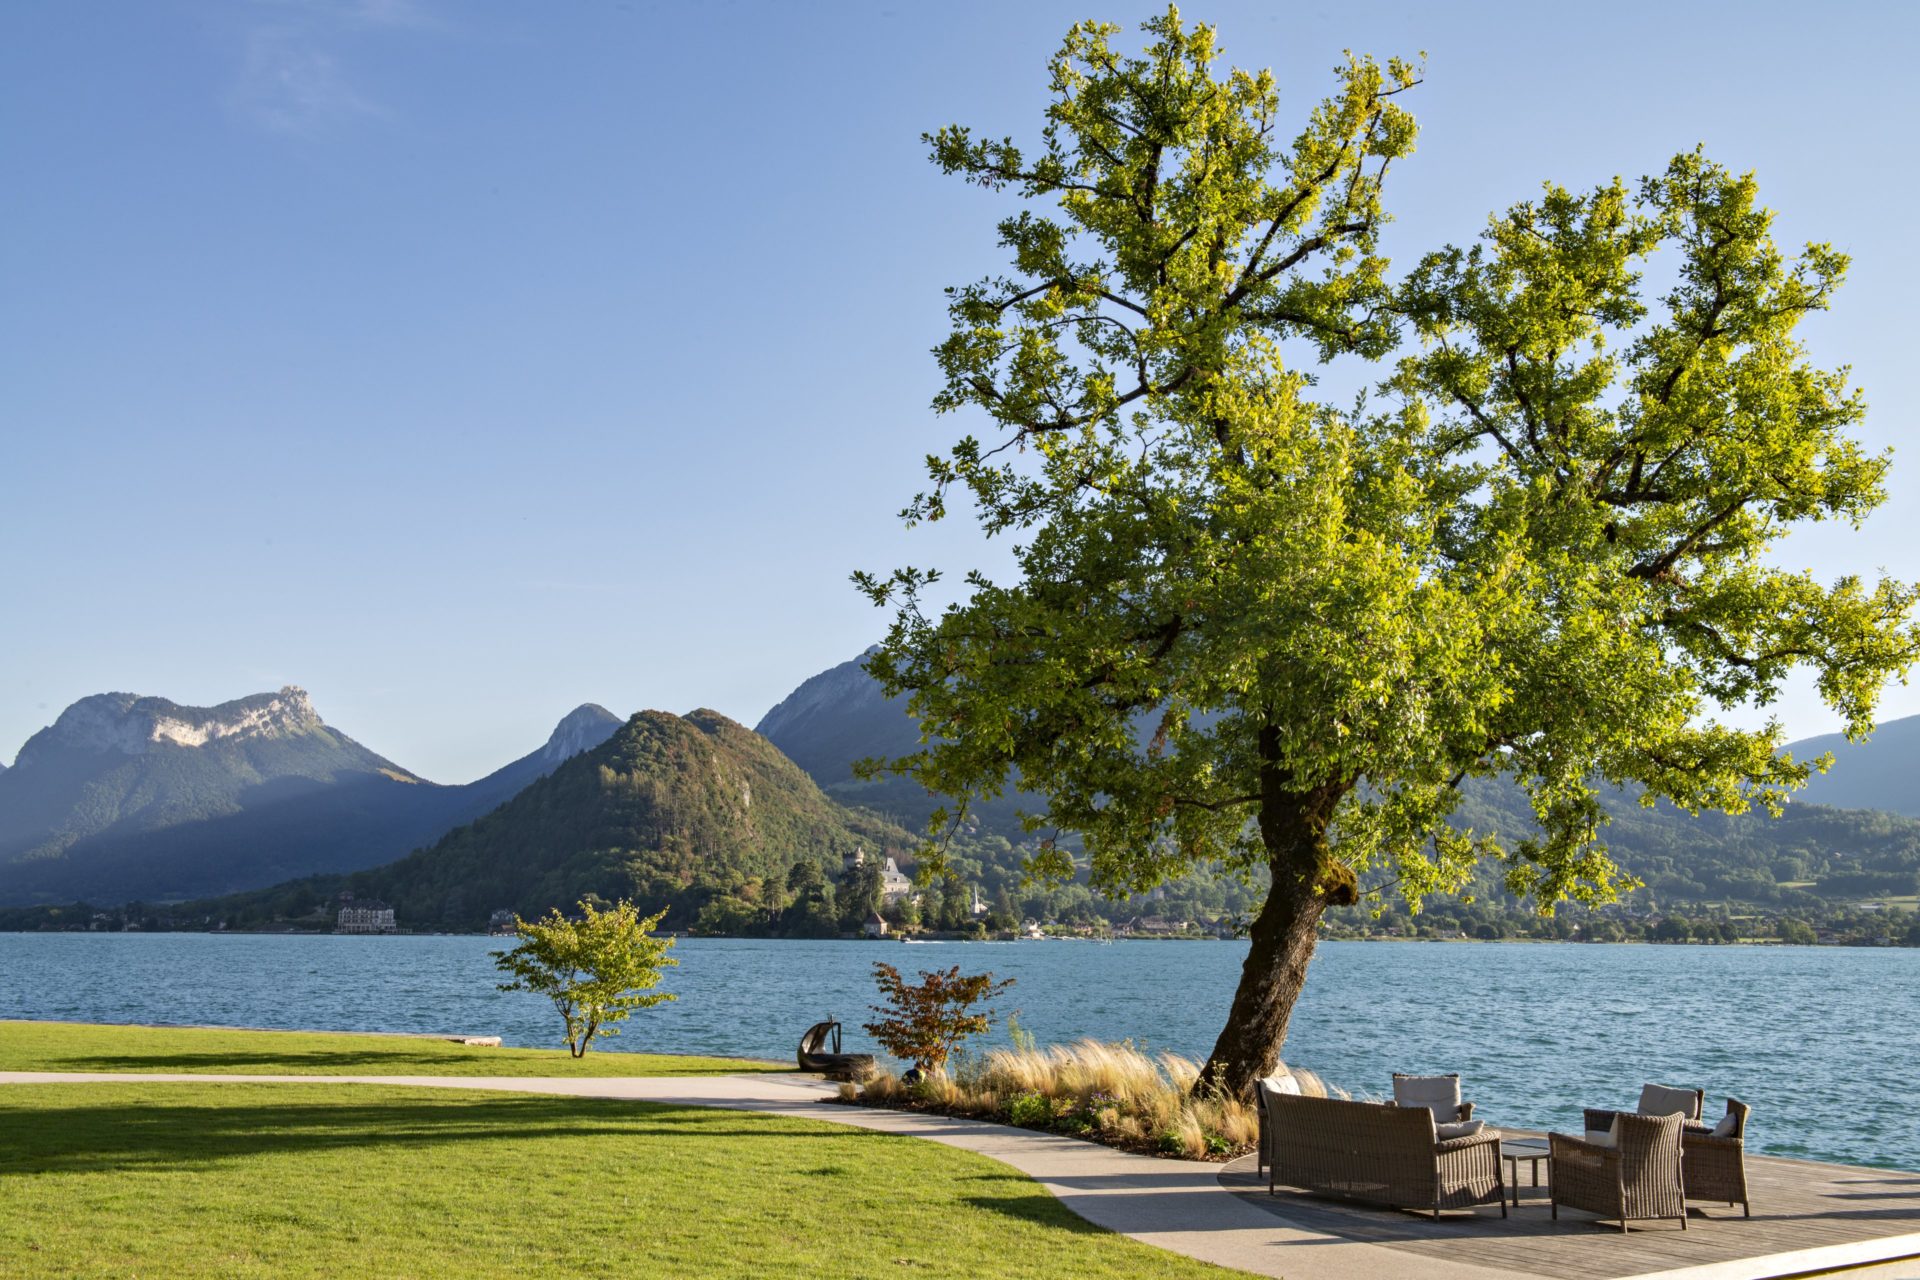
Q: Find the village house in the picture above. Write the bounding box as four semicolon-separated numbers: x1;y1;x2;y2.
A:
863;910;890;938
486;909;516;935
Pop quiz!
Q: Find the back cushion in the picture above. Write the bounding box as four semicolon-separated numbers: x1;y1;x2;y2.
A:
1393;1073;1461;1120
1261;1072;1303;1098
1638;1083;1702;1119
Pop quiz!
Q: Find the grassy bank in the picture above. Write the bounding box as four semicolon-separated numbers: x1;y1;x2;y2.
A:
0;1020;781;1077
0;1082;1247;1279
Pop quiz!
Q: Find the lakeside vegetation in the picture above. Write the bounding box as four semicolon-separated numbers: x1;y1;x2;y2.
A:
0;1021;780;1078
840;1038;1282;1162
0;1081;1249;1280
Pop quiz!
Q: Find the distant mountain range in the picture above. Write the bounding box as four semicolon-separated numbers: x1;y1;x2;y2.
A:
0;690;621;906
756;653;1920;911
758;653;1920;830
3;655;1916;919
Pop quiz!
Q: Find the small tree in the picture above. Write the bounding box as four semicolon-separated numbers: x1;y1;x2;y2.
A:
863;962;1013;1073
493;899;678;1057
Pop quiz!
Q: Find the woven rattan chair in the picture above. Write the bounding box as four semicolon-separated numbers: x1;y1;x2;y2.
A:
1265;1091;1506;1218
1551;1112;1688;1232
1681;1098;1752;1217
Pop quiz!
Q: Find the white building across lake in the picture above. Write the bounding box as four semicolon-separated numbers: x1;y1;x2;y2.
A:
334;896;396;934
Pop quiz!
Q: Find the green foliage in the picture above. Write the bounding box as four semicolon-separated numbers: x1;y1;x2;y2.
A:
838;856;885;931
493;899;678;1057
862;962;1014;1072
1778;917;1818;945
859;8;1918;928
1006;1091;1052;1128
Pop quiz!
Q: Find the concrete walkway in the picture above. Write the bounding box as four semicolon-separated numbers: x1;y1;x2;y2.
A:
7;1071;1915;1280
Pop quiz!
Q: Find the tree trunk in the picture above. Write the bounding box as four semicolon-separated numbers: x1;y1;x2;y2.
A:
1199;871;1328;1100
1199;750;1353;1101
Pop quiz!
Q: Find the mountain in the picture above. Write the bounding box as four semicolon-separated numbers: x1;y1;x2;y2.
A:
755;651;1035;833
454;703;625;819
0;687;417;860
756;651;917;787
0;692;625;907
347;707;911;931
1784;715;1920;817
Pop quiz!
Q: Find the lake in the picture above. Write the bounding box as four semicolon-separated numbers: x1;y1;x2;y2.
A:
1;933;1914;1169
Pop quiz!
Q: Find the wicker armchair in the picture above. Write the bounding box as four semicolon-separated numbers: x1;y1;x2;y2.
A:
1551;1112;1688;1232
1681;1098;1752;1217
1265;1091;1506;1218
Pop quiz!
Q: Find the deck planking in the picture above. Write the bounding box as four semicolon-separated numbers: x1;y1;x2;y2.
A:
1220;1136;1920;1279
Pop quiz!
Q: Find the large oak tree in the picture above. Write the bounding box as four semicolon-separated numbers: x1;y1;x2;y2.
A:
857;9;1918;1097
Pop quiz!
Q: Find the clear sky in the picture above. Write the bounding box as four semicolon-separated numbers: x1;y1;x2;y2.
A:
3;0;1915;783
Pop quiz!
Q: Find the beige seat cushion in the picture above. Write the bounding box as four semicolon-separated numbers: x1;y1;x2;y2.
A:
1393;1073;1461;1121
1638;1083;1701;1119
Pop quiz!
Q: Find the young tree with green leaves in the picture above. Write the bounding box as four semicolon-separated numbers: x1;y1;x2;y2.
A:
858;9;1918;1097
493;898;678;1057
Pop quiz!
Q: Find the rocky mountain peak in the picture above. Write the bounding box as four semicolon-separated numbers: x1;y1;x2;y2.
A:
541;704;625;764
754;648;888;741
15;686;326;766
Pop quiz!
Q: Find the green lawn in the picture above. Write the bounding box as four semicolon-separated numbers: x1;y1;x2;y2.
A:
0;1083;1247;1279
0;1020;782;1077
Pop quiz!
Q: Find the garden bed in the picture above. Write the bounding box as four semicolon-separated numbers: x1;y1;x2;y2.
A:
830;1038;1331;1162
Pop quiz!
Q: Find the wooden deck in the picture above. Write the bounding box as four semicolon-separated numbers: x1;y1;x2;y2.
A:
1220;1138;1920;1279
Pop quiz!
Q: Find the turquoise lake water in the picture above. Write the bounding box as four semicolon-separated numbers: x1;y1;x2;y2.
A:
1;933;1914;1169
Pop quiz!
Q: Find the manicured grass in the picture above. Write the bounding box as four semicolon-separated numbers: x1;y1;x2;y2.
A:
0;1084;1248;1279
0;1021;782;1077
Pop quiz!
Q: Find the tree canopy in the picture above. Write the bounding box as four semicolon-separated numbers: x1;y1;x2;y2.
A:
857;8;1918;1094
494;898;678;1057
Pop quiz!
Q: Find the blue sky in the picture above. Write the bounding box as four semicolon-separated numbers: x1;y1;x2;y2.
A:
3;0;1916;782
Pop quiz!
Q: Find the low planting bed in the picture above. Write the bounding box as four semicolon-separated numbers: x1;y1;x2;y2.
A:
834;1038;1331;1161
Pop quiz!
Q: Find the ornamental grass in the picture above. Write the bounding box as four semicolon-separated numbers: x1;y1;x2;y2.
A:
837;1038;1335;1160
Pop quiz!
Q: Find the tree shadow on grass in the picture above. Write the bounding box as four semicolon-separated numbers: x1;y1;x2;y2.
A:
958;1180;1116;1236
0;1095;854;1177
45;1050;501;1074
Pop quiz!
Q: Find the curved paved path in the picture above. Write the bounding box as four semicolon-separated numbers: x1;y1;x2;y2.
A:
1;1068;1521;1280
